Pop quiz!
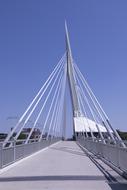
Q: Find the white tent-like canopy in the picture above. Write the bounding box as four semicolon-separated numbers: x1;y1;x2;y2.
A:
74;117;112;133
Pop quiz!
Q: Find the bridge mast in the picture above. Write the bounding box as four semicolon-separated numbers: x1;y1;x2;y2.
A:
65;22;81;139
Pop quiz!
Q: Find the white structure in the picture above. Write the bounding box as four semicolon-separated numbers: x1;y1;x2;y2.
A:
74;117;112;133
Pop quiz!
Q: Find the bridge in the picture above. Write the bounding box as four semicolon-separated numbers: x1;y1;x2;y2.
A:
0;23;127;190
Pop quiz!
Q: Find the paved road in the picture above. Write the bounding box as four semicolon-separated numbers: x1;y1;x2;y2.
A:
0;141;127;190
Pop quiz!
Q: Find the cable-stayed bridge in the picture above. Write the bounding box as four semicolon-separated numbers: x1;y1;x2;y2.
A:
0;23;127;190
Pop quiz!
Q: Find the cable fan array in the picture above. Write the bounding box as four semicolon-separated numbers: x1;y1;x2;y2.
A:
73;61;125;147
4;53;125;148
4;54;67;147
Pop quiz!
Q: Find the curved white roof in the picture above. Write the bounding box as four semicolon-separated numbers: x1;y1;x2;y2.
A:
74;117;112;133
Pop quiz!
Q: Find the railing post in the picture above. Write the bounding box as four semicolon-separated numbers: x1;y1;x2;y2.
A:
13;140;16;162
0;143;3;168
117;146;120;168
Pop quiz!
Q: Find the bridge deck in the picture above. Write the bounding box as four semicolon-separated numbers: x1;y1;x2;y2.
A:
0;141;126;190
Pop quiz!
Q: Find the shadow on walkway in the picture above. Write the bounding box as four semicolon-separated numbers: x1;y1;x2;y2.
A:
109;182;127;190
0;175;106;182
0;175;127;190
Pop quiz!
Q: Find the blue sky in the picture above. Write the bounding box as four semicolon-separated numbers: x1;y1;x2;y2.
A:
0;0;127;133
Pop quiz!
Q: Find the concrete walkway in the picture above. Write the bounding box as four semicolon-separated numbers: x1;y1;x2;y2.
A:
0;141;126;190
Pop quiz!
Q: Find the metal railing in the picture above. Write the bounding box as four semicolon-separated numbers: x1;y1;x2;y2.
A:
0;138;60;169
77;136;127;176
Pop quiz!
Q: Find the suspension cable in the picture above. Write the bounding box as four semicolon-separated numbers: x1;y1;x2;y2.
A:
47;62;67;139
25;65;64;143
4;54;66;146
38;69;64;141
75;70;105;143
78;89;94;139
74;63;116;142
16;61;64;141
74;63;122;144
53;62;67;139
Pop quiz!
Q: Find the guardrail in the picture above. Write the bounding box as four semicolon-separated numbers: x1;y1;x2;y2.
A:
0;138;60;169
77;136;127;176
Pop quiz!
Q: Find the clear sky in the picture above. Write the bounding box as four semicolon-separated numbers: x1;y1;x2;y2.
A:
0;0;127;133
